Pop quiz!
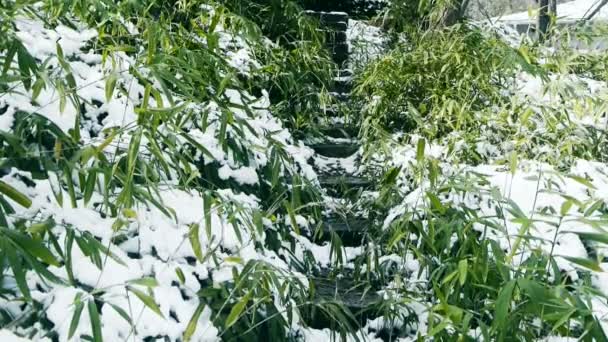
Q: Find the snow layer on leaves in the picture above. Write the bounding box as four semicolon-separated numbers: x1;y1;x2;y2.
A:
0;6;326;341
377;65;608;335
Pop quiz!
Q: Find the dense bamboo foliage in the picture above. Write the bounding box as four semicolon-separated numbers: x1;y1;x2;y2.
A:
3;0;608;341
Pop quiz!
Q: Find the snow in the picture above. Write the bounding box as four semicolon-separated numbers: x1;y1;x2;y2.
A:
218;164;259;185
347;19;387;69
0;330;33;342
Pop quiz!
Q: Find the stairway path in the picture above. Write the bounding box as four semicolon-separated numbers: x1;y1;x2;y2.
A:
300;9;384;332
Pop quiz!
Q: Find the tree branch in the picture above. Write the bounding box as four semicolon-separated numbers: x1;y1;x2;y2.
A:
585;0;608;21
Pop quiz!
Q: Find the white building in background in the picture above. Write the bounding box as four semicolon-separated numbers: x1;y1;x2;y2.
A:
493;0;608;49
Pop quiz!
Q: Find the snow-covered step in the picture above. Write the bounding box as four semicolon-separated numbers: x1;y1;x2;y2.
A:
329;92;351;102
303;1;385;18
314;153;359;175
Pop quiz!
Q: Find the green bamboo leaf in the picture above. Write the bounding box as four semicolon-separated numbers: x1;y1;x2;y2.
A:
128;286;164;318
225;292;251;328
83;170;97;206
584;200;604;217
416;138;426;163
560;200;573;216
203;192;212;239
127;129;142;179
105;72;118;102
284;200;300;235
175;267;186;285
0;180;32;208
2;40;18;76
551;308;576;332
183;303;205;342
147;24;157;65
458;259;468;286
31;77;45;102
6;244;30;300
427;319;450;337
509;151;518;175
128;277;159;288
568;231;608;245
17;44;37;90
568;175;596;190
188;223;204;262
493;279;516;330
109;304;133;325
88;300;103;342
561;255;603;272
28;218;55;235
2;228;60;266
68;296;84;339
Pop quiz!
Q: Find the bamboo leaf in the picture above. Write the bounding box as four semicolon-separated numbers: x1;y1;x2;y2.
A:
88;300;103;342
175;267;186;285
0;180;32;208
6;244;30;300
561;255;603;272
128;286;164;318
105;72;118;102
416;138;426;163
225;292;251;328
493;279;516;330
68;296;84;339
109;304;133;326
458;259;468;286
2;228;60;266
188;223;204;262
183;303;205;342
128;277;159;288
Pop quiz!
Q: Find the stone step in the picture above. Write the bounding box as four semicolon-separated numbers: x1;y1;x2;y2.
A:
333;78;352;94
330;92;350;102
303;275;382;330
326;30;348;44
319;175;372;188
311;143;359;158
315;215;370;246
338;69;353;78
331;42;349;65
319;175;373;198
307;11;349;31
303;1;385;19
319;125;359;139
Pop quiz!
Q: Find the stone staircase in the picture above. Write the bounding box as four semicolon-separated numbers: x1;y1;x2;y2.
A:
301;8;383;333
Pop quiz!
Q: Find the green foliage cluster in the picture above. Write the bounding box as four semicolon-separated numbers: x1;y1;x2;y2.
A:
355;25;526;139
348;14;608;341
222;0;337;130
0;0;343;340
